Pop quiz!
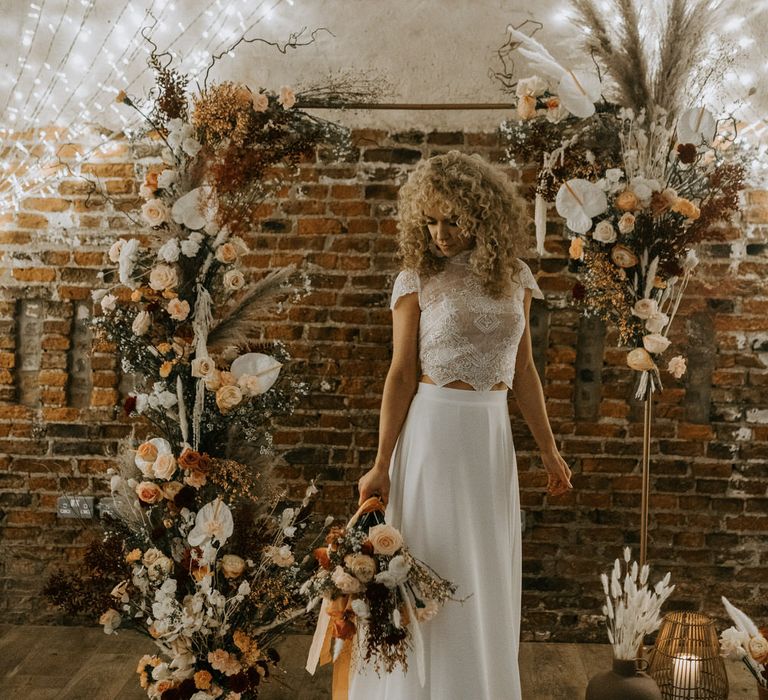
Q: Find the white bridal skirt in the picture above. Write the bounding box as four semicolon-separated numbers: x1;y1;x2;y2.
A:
348;382;522;700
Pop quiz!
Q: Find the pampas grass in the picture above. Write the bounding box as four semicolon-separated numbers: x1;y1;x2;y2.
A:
570;0;724;120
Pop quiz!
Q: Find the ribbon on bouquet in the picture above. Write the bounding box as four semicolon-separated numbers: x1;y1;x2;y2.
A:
306;496;423;700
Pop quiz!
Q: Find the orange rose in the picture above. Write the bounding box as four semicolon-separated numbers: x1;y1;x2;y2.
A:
615;189;639;212
136;441;158;464
125;548;142;563
145;171;159;190
194;670;212;690
135;481;163;504
569;237;584;260
178;447;202;470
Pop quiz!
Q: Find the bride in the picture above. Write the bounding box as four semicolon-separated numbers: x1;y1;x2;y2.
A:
351;150;572;699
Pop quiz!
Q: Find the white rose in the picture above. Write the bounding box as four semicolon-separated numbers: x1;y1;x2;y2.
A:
157;238;180;263
618;212;636;234
626;347;656;371
118;238;140;289
141;198;169;227
642;333;671;354
157;169;178;190
278;85;296;109
350;598;370;619
167;298;190;321
632;298;658;320
667;355;687;379
387;554;411;583
223;269;245;291
515;75;548;97
221;554;247;578
180;238;201;257
153;453;177;480
181;136;202;157
108;240;125;263
593;220;617;243
191;357;216;378
132;310;151;336
645;312;669;334
149;264;178;291
100;293;117;312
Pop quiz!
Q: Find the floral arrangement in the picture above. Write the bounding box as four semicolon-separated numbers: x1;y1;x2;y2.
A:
498;0;747;400
598;547;675;659
720;596;768;688
44;44;353;700
304;497;456;691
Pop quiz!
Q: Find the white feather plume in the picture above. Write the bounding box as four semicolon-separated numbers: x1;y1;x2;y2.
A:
722;596;759;637
507;27;566;82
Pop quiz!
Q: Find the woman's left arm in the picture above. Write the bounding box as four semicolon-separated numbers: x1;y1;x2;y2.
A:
512;289;573;497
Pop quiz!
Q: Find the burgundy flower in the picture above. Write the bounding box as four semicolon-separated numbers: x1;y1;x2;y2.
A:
123;395;137;416
677;143;697;164
572;282;586;301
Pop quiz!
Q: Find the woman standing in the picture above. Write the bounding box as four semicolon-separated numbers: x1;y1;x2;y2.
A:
350;151;572;699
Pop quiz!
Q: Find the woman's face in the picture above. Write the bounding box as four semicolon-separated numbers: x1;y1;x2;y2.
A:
423;203;474;258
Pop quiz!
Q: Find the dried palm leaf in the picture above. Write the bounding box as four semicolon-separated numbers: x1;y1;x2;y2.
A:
207;265;297;351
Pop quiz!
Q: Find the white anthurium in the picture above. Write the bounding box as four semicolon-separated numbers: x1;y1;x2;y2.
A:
557;69;602;118
188;498;234;548
230;353;283;395
676;106;716;145
134;437;173;474
556;179;608;234
171;186;214;231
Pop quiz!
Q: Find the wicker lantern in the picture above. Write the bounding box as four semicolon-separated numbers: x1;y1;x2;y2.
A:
647;611;728;700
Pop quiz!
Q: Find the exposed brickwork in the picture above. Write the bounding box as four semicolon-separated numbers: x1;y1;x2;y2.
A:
0;129;767;641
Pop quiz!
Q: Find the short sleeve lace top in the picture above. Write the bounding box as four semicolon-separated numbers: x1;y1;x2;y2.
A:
389;250;544;391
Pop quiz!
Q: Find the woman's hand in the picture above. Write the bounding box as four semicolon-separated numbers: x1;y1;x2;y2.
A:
542;448;572;497
358;464;390;506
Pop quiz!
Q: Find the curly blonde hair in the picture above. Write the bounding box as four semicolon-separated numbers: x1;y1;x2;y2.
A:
397;150;533;298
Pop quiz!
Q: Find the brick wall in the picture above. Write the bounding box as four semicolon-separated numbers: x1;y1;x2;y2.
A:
1;128;767;640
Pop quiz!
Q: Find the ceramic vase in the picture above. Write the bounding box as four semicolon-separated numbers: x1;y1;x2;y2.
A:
585;657;662;700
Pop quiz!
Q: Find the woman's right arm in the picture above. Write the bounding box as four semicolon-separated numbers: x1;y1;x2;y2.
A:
357;291;420;505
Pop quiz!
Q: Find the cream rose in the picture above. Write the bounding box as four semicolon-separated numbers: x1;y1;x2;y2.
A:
345;553;377;583
516;94;537;120
141;198;169;227
632;298;658;320
132;310;151;336
142;548;164;566
367;523;404;556
108;239;125;263
331;565;365;594
618;212;636;234
191;356;216;378
153;453;177;480
593;220;617;243
219;371;237;386
642;333;671;354
615;190;639;212
216;385;243;412
252;92;269;112
626;347;656;371
265;545;295;568
136;481;164;504
610;245;639;268
161;481;184;500
184;470;207;489
221;554;247;578
223;269;246;291
667;355;687;379
166;298;190;321
215;243;238;264
149;264;178;291
278;85;296;109
645;312;669;334
749;635;768;664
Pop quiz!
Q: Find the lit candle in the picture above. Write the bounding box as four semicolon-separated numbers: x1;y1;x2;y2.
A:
672;653;701;698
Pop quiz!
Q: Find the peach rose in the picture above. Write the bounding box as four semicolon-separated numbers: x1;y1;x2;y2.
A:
367;523;403;556
141;198;168;227
278;85;296;109
215;243;238;264
149;264;178;291
108;239;125;263
216;385;243;412
331;565;365;594
618;212;636;234
671;197;701;220
252;92;269;112
153;453;177;480
610;244;639;268
569;237;584;260
749;635;768;665
161;481;184;500
136;441;159;464
219;370;237;386
125;548;142;563
191;356;216;379
615;190;639;212
516;94;537;120
167;297;190;321
136;481;164;504
184;470;207;489
223;269;245;291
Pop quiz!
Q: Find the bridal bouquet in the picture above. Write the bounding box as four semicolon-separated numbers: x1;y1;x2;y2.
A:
598;547;675;659
304;497;456;691
720;597;768;688
498;0;747;399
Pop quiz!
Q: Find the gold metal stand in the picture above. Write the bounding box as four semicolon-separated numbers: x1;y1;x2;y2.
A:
640;393;653;567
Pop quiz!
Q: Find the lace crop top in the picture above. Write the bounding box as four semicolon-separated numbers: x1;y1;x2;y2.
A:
389;251;544;391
